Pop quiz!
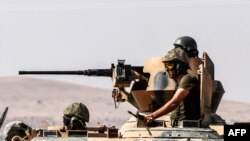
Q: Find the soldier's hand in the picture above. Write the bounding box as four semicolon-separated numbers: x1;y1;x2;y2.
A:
144;115;154;124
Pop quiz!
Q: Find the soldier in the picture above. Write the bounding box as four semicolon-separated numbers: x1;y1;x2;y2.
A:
173;36;203;77
145;48;200;127
173;36;199;58
62;102;89;130
3;121;37;141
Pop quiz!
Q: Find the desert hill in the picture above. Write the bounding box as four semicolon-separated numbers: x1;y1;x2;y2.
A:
0;76;136;132
1;76;250;133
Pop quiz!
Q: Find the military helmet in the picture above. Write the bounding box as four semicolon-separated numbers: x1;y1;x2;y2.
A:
174;36;197;50
63;102;89;122
162;48;189;64
3;121;32;141
173;36;199;57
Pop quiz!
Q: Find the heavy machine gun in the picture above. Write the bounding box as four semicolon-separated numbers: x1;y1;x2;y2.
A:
19;60;149;109
19;60;148;87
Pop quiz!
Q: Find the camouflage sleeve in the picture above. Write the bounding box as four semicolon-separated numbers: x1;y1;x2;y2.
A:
178;74;198;91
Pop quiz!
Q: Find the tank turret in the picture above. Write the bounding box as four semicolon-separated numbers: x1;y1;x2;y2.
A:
17;54;226;141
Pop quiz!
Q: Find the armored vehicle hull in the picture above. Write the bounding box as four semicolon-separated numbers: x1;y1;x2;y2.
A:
30;115;224;141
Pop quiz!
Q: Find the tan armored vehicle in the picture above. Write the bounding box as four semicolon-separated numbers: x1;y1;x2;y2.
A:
18;52;226;141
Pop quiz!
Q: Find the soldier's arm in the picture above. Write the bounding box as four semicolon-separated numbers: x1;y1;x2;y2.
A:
145;88;189;123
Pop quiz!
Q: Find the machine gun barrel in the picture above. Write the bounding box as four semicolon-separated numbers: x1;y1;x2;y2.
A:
19;69;112;77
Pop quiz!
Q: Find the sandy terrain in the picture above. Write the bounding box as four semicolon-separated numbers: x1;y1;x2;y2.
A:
1;76;250;134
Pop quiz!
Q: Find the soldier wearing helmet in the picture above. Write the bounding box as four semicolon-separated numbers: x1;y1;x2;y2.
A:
63;102;89;130
173;36;203;78
145;48;200;127
174;36;199;58
3;121;37;141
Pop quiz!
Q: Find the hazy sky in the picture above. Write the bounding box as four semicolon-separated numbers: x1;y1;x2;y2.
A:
1;0;250;103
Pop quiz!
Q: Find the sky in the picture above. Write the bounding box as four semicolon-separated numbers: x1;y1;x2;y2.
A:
1;0;250;103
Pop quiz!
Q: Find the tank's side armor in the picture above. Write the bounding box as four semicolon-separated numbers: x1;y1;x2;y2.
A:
198;63;213;115
199;52;225;114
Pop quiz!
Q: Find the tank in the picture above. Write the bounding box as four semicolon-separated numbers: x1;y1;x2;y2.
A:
18;53;226;141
